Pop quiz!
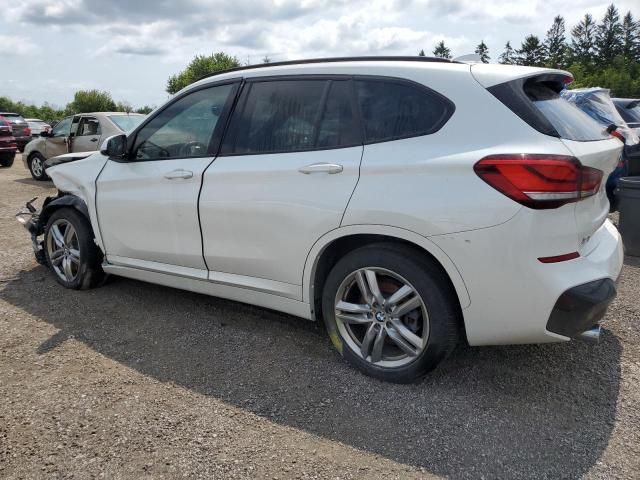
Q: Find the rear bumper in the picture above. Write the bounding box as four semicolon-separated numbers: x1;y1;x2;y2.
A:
546;278;617;338
430;216;623;346
15;136;31;147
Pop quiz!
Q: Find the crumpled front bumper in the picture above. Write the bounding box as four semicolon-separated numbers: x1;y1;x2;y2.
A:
16;197;47;264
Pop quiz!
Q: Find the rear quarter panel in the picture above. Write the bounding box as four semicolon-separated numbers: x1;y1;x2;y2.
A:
341;66;576;236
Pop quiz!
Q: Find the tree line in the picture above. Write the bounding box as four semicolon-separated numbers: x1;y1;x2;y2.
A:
423;3;640;96
0;90;154;125
3;2;638;122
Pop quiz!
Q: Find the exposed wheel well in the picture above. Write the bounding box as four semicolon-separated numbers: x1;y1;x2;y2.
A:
311;234;465;337
27;151;43;162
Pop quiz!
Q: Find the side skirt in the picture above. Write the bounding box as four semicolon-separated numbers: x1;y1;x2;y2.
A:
102;263;312;320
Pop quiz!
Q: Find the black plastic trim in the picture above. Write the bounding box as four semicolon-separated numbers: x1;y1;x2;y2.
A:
40;193;90;227
487;76;561;138
546;278;617;338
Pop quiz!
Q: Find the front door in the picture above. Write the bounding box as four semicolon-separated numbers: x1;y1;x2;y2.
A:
72;116;101;152
96;82;238;272
45;116;73;158
199;78;363;292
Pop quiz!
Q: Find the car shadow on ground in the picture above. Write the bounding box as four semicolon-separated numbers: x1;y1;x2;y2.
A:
13;177;54;188
1;267;622;479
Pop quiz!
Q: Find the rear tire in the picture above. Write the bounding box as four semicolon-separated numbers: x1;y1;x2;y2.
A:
0;154;14;168
44;208;105;289
28;152;48;180
321;243;460;383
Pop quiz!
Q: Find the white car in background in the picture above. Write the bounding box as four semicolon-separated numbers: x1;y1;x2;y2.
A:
17;57;623;383
25;118;51;137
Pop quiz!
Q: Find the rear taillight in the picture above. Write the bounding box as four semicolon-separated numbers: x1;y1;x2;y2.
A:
24;127;31;136
474;154;603;209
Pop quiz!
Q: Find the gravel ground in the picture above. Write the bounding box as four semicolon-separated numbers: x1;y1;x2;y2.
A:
1;155;639;479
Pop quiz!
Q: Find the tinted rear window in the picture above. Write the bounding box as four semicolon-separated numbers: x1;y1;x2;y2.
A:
1;113;24;122
527;85;609;142
354;80;453;143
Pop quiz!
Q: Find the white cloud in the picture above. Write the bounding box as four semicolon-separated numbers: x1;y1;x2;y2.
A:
0;0;638;106
0;35;37;55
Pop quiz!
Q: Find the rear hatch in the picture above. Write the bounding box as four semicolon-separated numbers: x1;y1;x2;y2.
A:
472;65;623;251
1;113;29;137
0;120;17;149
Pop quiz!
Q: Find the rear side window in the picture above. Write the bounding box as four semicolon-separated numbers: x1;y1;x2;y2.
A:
354;80;453;143
528;85;609;141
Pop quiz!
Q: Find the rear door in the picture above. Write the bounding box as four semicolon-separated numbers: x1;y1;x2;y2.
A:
199;77;363;295
72;116;101;152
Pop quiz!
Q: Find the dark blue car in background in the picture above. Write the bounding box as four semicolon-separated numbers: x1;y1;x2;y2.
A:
562;88;640;210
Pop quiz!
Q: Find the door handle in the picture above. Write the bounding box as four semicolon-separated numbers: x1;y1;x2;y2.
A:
90;138;98;142
298;163;343;175
164;169;193;180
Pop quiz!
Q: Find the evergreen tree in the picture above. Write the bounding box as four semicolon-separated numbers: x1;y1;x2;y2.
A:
544;15;567;68
595;4;623;65
474;40;490;63
516;35;546;66
499;41;516;64
570;13;597;66
432;41;452;59
418;49;426;57
621;11;640;63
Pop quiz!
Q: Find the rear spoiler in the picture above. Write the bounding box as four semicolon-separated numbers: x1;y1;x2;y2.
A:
470;64;573;89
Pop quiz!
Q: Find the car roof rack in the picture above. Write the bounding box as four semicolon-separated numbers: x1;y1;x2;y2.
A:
196;56;460;83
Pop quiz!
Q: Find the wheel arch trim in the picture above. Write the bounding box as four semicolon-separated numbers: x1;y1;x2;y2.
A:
303;225;471;317
41;194;91;227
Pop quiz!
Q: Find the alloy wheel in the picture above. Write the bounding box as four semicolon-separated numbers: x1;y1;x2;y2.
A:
31;157;43;177
334;267;429;368
46;219;81;282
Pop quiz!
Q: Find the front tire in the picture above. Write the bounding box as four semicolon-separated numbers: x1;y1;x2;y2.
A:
322;243;460;383
44;208;105;289
28;153;48;180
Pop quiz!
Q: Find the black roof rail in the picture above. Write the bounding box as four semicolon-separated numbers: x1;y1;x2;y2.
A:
195;56;460;83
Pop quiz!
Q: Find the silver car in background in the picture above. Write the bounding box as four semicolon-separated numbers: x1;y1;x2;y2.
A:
23;112;145;180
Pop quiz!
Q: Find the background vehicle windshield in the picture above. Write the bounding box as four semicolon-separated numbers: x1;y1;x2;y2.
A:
109;115;145;132
619;102;640;123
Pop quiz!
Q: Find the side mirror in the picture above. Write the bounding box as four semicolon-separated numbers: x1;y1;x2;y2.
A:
40;130;50;138
100;134;128;159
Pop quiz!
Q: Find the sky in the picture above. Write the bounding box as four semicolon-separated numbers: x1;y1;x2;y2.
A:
1;0;638;109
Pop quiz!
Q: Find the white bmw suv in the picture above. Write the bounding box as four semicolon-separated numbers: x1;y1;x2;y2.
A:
18;57;624;383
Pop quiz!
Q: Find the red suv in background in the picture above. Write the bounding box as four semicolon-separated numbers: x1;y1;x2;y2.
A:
0;116;18;167
0;112;32;152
